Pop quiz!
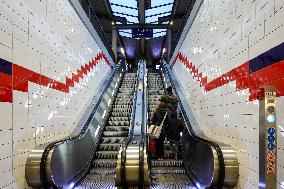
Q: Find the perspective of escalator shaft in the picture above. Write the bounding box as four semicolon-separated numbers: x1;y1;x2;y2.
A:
147;72;195;189
76;73;136;188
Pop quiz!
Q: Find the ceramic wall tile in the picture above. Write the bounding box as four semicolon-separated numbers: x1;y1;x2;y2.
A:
0;0;113;188
170;0;284;188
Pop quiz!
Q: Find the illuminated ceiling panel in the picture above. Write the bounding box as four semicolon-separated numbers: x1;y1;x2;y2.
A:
110;0;139;24
109;0;174;38
145;2;173;24
119;29;132;38
153;29;167;38
151;0;174;7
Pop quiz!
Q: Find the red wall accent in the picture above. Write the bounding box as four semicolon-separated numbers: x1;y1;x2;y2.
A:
171;52;284;101
0;52;112;103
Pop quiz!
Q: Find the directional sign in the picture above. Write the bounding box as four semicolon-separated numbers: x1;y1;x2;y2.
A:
132;28;153;38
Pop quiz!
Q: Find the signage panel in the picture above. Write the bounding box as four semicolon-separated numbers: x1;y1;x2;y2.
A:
260;85;277;189
132;28;153;38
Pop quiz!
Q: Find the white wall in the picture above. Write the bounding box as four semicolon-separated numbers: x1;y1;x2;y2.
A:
0;0;113;188
170;0;284;188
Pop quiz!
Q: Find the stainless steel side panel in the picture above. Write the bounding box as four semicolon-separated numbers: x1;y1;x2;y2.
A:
25;68;123;188
25;144;49;187
46;131;94;188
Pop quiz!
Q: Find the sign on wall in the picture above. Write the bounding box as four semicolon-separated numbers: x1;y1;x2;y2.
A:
260;85;277;189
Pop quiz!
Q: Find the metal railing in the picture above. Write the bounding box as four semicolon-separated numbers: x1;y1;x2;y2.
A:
115;60;149;188
118;68;140;188
161;64;239;188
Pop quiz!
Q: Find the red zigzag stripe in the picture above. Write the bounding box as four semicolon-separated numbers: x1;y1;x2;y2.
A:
171;52;284;101
0;52;112;103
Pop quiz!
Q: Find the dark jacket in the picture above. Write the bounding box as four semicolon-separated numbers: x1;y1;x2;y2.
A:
168;118;184;140
151;109;170;136
160;93;178;113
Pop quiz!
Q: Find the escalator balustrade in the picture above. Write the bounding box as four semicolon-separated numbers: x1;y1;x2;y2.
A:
76;73;136;188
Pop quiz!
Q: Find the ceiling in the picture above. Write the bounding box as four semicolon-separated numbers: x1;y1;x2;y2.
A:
82;0;193;66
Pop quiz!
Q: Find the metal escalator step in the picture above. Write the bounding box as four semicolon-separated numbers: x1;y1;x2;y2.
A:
77;74;136;188
151;167;186;174
111;109;131;113
151;159;183;167
105;125;130;129
95;151;119;159
90;167;116;175
105;126;129;131
93;159;117;168
76;174;115;189
108;121;130;126
114;102;132;105
110;113;131;117
98;143;121;151
101;137;126;144
151;174;194;189
103;131;129;137
109;117;129;121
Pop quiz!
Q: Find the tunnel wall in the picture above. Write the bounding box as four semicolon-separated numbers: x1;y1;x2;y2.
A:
170;0;284;188
0;0;113;188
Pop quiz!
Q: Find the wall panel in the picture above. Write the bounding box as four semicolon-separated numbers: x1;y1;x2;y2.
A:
170;0;284;188
0;0;113;188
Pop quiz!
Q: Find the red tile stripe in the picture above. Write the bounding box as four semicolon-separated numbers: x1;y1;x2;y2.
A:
171;52;284;101
0;52;112;103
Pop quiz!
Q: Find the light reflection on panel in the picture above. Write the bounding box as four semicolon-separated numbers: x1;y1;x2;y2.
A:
169;0;284;188
0;0;112;188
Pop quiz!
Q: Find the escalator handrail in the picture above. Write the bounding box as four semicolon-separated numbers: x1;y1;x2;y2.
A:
140;61;148;188
162;64;225;188
142;68;148;136
120;63;141;188
38;64;122;188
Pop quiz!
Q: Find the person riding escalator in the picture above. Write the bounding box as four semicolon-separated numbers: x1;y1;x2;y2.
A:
150;101;171;160
160;86;182;160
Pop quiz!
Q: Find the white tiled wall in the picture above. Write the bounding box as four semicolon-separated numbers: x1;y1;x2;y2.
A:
0;0;112;188
171;0;284;188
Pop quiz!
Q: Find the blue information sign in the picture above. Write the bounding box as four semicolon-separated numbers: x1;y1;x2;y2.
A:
132;28;153;38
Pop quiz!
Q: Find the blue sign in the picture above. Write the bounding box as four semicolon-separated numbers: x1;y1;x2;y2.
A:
267;127;276;150
132;28;153;38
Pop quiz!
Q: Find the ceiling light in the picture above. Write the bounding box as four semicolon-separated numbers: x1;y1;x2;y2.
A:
162;48;166;54
121;47;125;55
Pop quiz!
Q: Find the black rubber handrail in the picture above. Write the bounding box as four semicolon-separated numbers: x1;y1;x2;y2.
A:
162;64;225;188
120;70;140;188
40;65;122;188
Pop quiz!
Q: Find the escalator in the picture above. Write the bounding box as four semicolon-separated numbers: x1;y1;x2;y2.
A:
76;73;137;188
147;72;195;189
25;62;238;189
